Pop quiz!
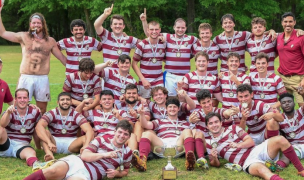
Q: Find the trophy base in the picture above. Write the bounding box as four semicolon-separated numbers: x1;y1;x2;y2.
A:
162;167;177;180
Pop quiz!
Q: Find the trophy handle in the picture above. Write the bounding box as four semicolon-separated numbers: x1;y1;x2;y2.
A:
173;145;185;158
153;146;165;158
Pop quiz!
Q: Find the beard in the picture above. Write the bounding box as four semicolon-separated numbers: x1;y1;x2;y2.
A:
59;103;70;111
125;98;137;104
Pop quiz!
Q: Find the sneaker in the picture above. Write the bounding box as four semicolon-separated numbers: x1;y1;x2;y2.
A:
196;157;209;170
185;151;196;171
265;160;283;172
32;159;56;172
131;152;147;172
224;163;242;172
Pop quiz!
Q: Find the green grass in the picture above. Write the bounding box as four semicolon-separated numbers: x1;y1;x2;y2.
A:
0;45;302;180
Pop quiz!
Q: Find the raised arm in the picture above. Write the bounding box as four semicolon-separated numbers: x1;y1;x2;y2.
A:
94;4;113;35
93;61;114;74
0;105;15;127
138;104;153;129
0;6;23;43
140;8;149;37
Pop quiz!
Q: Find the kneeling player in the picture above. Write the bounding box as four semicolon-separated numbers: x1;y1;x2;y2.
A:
205;112;304;179
24;120;133;180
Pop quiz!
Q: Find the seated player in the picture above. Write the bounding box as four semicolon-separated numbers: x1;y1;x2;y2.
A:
94;54;137;105
219;52;250;109
35;92;94;161
24;120;134;180
63;58;102;110
236;84;284;145
0;57;14;114
132;98;198;171
250;52;286;108
148;86;195;120
205;112;304;179
0;88;47;170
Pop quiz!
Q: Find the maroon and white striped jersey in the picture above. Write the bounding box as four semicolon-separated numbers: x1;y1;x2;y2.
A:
163;33;198;76
152;118;191;139
183;71;221;109
205;125;253;166
5;106;41;144
57;36;102;75
133;39;166;86
99;68;137;104
148;101;190;121
98;29;139;69
192;41;221;75
220;72;250;108
42;107;88;137
83;109;128;137
63;72;102;101
213;31;251;72
250;73;286;104
280;107;304;144
116;101;151;123
84;136;132;180
237;100;272;135
246;35;277;73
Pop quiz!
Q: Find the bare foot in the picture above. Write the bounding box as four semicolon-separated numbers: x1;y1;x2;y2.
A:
44;154;54;161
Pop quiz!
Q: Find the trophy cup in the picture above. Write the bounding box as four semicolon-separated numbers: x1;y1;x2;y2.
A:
154;145;185;180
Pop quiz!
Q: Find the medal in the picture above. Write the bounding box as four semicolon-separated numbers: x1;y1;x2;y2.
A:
260;93;265;99
290;132;296;139
103;124;109;128
120;89;125;94
20;127;26;134
176;52;181;57
175;130;181;135
229;92;234;97
152;58;157;64
211;142;218;149
61;128;67;134
242;102;248;109
117;49;122;55
74;37;85;61
83;93;89;99
77;56;82;61
120;165;124;171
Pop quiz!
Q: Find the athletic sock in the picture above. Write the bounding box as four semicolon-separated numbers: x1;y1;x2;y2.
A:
266;130;279;139
184;137;195;154
23;170;46;180
282;146;304;172
276;160;287;168
139;138;150;159
270;174;283;180
195;138;205;158
26;157;38;166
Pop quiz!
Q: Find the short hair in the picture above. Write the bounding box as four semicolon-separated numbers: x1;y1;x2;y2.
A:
57;92;71;101
194;51;209;62
70;19;86;31
196;89;212;103
125;83;138;93
79;58;95;72
15;88;29;98
148;21;160;28
236;84;253;94
166;97;180;108
100;90;114;99
116;120;133;135
282;12;296;21
251;17;266;27
205;112;222;125
279;92;294;102
227;52;240;61
151;86;168;98
110;14;125;25
198;23;213;33
254;52;269;63
29;13;49;41
174;18;186;26
118;54;131;64
221;14;235;25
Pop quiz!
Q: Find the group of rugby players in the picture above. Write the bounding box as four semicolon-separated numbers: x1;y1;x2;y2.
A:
1;3;304;180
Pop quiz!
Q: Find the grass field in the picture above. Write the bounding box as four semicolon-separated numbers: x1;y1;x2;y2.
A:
0;45;302;180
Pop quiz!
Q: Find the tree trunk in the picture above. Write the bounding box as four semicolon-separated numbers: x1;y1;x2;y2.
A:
84;8;94;37
187;0;195;33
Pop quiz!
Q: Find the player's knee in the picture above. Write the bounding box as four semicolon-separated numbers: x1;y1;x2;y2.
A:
275;135;288;145
194;131;203;139
142;131;152;138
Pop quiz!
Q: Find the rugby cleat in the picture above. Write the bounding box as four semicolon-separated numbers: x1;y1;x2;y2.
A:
131;152;147;172
265;160;284;172
224;163;242;172
32;159;56;172
185;151;196;171
196;157;209;170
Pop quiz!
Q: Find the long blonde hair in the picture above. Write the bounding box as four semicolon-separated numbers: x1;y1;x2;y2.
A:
28;13;49;41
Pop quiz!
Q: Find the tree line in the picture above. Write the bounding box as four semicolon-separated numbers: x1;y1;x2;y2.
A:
1;0;304;45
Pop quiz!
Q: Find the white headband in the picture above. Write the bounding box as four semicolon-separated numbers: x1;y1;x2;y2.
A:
31;15;41;20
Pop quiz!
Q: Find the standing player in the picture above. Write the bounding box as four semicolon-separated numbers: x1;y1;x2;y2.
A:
0;88;45;170
0;8;67;115
205;112;304;179
94;4;139;69
58;19;102;75
0;57;14;114
63;58;102;110
133;21;166;99
250;53;286;107
24;120;134;180
35;92;94;161
236;84;283;145
219;52;250;109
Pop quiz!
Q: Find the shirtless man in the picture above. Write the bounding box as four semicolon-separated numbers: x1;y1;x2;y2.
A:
0;7;66;114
